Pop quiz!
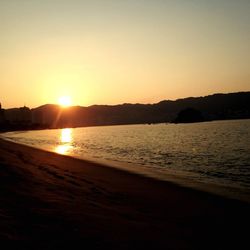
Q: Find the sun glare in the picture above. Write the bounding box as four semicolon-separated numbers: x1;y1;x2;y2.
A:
55;128;73;155
58;96;72;107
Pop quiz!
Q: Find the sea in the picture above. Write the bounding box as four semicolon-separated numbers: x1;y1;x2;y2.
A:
2;119;250;202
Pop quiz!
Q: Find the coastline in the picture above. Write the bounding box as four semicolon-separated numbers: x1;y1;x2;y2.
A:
3;132;250;204
70;155;250;204
0;138;249;248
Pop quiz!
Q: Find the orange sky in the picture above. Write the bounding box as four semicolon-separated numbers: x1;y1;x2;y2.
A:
0;0;250;108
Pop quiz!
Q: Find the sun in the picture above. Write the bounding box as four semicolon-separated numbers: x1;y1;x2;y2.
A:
58;96;72;107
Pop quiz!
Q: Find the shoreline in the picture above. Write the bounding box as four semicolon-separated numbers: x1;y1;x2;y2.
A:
2;136;250;204
0;138;249;247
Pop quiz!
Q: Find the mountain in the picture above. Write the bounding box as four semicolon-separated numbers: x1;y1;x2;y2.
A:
172;108;205;123
31;91;250;128
1;91;250;131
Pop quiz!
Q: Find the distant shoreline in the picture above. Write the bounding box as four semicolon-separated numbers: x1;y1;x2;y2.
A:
1;117;250;133
1;91;250;131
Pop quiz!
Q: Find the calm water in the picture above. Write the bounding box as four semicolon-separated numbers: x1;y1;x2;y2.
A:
3;119;250;199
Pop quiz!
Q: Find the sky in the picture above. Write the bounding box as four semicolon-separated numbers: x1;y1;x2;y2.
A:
0;0;250;108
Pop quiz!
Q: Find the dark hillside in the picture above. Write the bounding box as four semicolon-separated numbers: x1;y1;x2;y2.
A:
31;92;250;128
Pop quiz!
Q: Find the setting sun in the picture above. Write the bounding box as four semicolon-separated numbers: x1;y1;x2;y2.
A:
58;96;72;107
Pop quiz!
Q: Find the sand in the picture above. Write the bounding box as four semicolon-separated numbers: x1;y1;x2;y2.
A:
0;138;249;248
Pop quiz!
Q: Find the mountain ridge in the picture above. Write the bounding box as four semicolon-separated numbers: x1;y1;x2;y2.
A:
1;91;250;130
31;91;250;128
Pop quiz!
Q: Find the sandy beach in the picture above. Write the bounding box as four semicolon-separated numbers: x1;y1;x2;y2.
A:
0;138;249;248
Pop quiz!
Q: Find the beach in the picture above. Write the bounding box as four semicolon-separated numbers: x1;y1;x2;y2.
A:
0;138;249;248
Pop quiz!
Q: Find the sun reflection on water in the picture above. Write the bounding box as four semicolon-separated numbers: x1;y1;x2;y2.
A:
55;128;73;155
61;128;72;143
55;144;73;154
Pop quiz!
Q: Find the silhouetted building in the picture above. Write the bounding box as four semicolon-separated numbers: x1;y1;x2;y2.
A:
5;106;32;125
0;102;5;125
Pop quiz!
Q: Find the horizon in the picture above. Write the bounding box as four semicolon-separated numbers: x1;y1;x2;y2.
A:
1;1;250;108
2;90;249;110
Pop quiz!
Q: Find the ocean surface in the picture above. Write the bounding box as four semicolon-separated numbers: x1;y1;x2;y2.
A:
2;119;250;200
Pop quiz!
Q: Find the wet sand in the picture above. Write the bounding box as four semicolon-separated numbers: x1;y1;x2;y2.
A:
0;138;249;248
